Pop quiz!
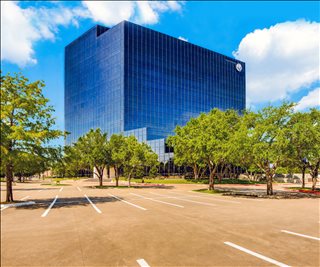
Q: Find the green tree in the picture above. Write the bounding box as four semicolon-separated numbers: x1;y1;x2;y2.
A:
286;111;319;188
141;142;159;180
50;146;66;177
74;128;111;186
123;136;144;187
14;152;48;181
304;109;320;190
229;111;258;180
109;134;127;186
250;103;293;195
122;136;158;187
169;109;240;190
202;109;240;190
1;72;62;202
167;118;205;179
51;145;86;178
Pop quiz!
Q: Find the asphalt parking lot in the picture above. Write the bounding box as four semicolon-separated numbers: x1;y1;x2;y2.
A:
1;180;319;267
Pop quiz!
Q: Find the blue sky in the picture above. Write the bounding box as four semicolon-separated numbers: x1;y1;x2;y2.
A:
1;1;319;146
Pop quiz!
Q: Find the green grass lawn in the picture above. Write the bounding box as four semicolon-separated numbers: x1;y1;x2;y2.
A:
41;183;71;186
120;177;264;185
287;187;320;192
93;185;142;189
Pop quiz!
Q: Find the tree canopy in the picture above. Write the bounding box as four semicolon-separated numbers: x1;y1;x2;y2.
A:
1;72;63;202
168;103;320;194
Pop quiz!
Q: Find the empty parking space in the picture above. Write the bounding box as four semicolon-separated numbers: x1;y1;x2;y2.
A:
149;191;217;206
1;181;319;267
130;193;185;208
108;193;147;210
224;242;291;267
281;230;320;241
169;190;242;204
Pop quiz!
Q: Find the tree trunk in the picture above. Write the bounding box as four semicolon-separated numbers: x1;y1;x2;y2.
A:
301;166;306;188
310;161;319;191
217;165;223;183
244;169;250;180
208;164;216;190
209;171;215;190
114;166;119;187
311;177;317;191
199;166;207;179
128;173;131;188
96;166;104;187
225;164;231;178
6;163;14;202
311;168;318;191
193;164;199;180
266;174;273;195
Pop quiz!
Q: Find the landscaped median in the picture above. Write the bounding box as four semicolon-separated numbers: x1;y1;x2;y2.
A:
285;187;320;195
119;177;264;185
193;187;320;199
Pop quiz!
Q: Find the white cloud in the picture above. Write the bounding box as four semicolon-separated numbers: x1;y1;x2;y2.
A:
82;1;135;25
83;1;183;26
233;20;320;105
1;1;85;66
178;36;188;42
1;1;184;67
136;2;159;24
1;1;39;66
295;88;320;111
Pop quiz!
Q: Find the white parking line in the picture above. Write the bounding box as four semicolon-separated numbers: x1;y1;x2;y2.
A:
20;196;30;201
0;206;9;211
38;190;42;192
281;230;320;241
137;258;150;267
171;191;241;204
224;242;291;267
189;190;264;202
130;193;184;208
77;186;82;191
59;187;63;192
1;201;35;211
84;194;102;214
108;193;147;210
41;195;58;217
149;192;216;207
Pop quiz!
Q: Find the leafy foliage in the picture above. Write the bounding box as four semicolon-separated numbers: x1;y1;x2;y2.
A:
168;103;320;194
1;72;63;202
74;129;111;186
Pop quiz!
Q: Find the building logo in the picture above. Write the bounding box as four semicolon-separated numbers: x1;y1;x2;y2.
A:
235;63;242;72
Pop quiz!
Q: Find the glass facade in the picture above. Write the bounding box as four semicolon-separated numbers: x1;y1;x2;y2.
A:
65;21;245;162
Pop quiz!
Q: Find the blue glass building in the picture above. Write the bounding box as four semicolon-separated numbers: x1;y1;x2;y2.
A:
65;21;245;162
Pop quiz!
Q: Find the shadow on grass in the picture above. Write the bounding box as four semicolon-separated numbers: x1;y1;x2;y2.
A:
13;196;120;210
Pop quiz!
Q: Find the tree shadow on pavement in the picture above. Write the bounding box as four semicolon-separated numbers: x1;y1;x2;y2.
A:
86;184;175;189
13;196;120;210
